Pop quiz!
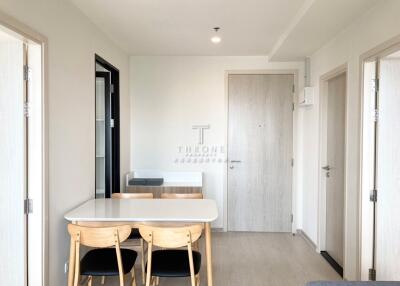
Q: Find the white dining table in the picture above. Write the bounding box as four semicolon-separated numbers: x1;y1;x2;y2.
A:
64;198;218;286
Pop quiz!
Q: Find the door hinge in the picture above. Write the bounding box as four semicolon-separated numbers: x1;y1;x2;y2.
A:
110;118;115;128
370;189;377;202
110;84;114;93
291;158;294;167
290;214;294;223
373;109;379;122
292;103;295;111
292;84;295;93
24;101;31;117
23;65;31;81
372;78;379;93
368;268;376;281
24;198;33;214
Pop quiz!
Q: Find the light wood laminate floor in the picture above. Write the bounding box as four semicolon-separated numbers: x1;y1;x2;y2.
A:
97;232;341;286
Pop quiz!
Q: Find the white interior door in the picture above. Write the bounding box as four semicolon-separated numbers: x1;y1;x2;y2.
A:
0;30;26;285
360;60;377;280
27;41;44;286
324;73;346;267
227;74;293;232
375;50;400;280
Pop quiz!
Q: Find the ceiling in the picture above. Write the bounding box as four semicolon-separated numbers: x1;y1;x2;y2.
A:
70;0;378;59
270;0;379;61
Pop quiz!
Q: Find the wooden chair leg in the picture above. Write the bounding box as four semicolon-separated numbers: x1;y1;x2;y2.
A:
101;276;106;284
145;243;152;286
190;275;196;286
131;268;137;286
68;238;76;286
156;276;160;286
88;276;93;286
141;238;146;284
188;243;196;286
196;274;200;286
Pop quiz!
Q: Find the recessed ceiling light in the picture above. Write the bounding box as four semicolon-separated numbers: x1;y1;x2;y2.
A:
211;27;221;44
211;36;221;44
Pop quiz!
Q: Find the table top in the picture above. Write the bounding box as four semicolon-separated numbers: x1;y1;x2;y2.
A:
64;198;218;222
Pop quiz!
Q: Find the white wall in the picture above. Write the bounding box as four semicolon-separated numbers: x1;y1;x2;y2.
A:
130;56;304;229
300;0;400;280
0;1;130;285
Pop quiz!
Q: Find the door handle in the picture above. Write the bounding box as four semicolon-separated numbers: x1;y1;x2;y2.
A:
230;160;242;163
322;165;331;171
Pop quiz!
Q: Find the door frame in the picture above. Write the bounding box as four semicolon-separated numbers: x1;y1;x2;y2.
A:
359;37;400;280
224;69;299;233
317;64;348;273
95;55;120;197
0;10;49;286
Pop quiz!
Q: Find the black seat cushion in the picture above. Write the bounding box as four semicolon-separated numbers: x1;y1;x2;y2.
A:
147;250;201;277
128;228;141;239
80;248;137;276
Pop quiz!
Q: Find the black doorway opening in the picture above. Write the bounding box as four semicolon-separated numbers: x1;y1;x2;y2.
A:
95;54;120;198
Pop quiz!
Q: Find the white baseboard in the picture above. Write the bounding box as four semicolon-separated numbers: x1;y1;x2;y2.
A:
297;229;317;251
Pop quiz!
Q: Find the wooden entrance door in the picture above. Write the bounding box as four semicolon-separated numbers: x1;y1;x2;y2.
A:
227;74;293;232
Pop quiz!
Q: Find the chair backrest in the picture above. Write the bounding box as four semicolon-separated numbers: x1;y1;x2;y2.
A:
138;224;203;248
67;224;132;247
161;192;203;199
67;224;132;286
112;192;154;199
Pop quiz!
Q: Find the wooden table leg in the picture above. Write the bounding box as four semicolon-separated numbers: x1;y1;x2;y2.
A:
67;236;75;286
205;222;213;286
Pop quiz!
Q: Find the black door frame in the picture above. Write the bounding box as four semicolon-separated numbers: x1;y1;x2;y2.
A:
95;54;120;198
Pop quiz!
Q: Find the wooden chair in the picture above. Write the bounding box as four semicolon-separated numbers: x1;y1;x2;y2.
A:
139;224;203;286
160;193;203;199
67;224;137;286
112;192;154;284
161;192;203;251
